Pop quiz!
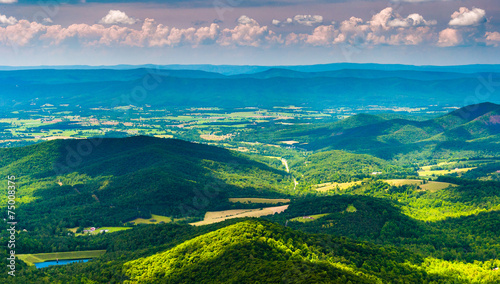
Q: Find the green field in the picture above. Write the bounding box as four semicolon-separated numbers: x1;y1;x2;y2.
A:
418;167;476;177
384;179;424;186
290;213;330;223
127;214;173;225
419;181;458;192
384;179;456;191
313;181;363;191
18;250;106;266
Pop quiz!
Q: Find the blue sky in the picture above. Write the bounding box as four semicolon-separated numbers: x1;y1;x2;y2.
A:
0;0;499;66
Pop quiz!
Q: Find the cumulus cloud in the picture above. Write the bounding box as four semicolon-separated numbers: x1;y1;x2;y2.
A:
0;8;490;50
388;13;437;27
99;10;138;25
0;14;17;25
218;15;272;47
370;7;436;29
306;25;338;45
449;7;486;26
272;15;322;26
438;28;462;47
0;20;46;46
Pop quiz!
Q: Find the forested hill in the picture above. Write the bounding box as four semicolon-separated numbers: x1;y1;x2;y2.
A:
245;102;500;159
0;136;292;230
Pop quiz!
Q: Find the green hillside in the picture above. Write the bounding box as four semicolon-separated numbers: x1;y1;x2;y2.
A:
266;194;500;262
290;150;414;187
242;103;500;162
0;136;292;231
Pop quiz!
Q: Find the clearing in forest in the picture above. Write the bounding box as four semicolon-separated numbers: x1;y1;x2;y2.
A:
18;250;106;266
190;205;289;226
313;181;363;192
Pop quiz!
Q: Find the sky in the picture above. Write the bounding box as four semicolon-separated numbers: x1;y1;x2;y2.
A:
0;0;499;66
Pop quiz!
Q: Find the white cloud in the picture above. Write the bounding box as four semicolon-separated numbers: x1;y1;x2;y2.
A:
99;10;138;25
272;15;322;27
438;28;462;47
370;7;436;29
293;15;323;26
237;15;257;26
388;13;437;27
449;7;486;26
43;18;53;24
0;13;17;25
0;0;17;3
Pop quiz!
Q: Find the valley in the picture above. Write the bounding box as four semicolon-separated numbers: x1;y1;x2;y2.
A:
1;65;500;283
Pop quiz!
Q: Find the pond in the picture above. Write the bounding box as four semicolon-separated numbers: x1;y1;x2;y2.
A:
35;258;91;269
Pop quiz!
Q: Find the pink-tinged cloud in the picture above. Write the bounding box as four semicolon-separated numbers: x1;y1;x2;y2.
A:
449;7;486;26
485;31;500;47
438;28;462;47
0;7;495;50
0;20;45;46
218;16;272;47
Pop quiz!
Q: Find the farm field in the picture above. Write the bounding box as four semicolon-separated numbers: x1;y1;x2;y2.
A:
313;181;364;192
127;214;173;225
228;198;291;204
384;179;456;191
419;181;458;192
418;167;476;177
190;205;289;226
18;250;106;266
384;179;424;186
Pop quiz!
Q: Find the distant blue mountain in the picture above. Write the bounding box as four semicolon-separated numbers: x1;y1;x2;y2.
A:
1;63;500;75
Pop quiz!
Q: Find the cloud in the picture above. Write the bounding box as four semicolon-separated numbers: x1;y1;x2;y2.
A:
0;20;46;46
438;28;462;47
272;15;322;27
99;10;138;25
388;13;437;27
0;13;17;25
370;7;436;29
0;8;490;50
485;31;500;46
0;0;17;3
237;15;258;26
449;7;486;26
306;25;338;45
293;15;323;26
218;15;271;47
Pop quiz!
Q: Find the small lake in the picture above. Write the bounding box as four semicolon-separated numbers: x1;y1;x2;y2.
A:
35;258;91;269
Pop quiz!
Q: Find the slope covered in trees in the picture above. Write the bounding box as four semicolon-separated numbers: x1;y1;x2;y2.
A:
0;136;292;231
239;103;500;162
5;219;498;283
